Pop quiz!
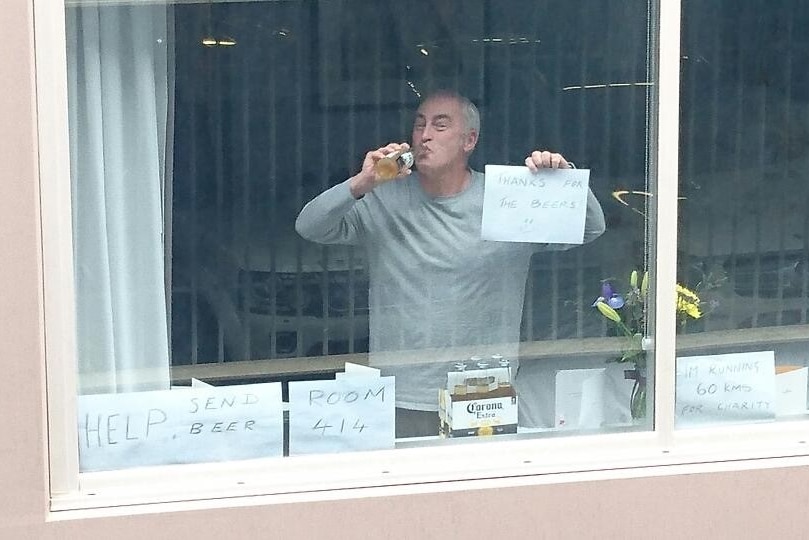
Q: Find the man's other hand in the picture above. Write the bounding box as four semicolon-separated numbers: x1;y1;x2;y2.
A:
525;150;571;172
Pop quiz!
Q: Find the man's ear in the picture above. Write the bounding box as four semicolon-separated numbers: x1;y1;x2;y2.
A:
463;129;479;153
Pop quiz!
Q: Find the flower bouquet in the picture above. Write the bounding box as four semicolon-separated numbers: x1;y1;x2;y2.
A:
592;270;705;419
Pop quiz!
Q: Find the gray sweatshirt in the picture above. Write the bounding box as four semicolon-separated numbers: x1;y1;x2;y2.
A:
296;170;605;411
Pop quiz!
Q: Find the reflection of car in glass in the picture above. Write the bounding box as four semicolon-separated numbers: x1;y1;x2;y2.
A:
679;153;809;332
196;222;370;362
193;227;609;362
677;254;807;333
726;252;805;299
724;251;808;330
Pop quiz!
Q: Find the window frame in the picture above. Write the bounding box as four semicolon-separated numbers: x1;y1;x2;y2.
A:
37;0;809;514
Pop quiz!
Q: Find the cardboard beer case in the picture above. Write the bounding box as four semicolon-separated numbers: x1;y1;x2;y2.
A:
439;363;518;437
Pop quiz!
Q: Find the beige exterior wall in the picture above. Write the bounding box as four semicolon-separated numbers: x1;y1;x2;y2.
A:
3;1;809;537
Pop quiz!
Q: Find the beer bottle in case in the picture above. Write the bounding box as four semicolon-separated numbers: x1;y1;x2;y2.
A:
475;359;496;394
448;361;467;397
492;354;512;391
465;355;483;397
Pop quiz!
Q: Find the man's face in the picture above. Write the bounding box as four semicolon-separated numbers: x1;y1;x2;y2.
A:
411;95;477;174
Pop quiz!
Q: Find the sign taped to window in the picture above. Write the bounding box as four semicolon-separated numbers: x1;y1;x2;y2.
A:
288;367;395;455
77;383;283;472
675;351;777;428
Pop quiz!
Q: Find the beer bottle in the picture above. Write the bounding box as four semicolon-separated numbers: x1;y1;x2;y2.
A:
449;362;467;396
375;149;414;180
465;356;483;396
492;354;512;390
475;360;495;394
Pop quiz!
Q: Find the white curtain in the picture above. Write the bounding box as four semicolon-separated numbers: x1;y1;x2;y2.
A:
66;4;172;394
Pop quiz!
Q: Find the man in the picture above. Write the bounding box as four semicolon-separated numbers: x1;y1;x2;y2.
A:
296;90;605;437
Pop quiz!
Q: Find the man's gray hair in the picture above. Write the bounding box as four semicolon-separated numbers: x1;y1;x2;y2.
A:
423;90;480;136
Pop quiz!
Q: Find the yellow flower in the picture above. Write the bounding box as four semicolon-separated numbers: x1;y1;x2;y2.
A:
677;299;702;319
676;284;700;302
596;301;623;323
640;272;649;299
630;270;638;289
676;285;702;320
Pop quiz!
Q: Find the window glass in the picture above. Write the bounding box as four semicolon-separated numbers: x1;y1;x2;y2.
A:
676;0;809;428
66;0;656;471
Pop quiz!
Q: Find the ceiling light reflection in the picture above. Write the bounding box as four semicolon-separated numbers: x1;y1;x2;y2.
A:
562;82;654;91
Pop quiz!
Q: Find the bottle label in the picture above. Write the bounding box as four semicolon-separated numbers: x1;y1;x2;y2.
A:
399;151;414;169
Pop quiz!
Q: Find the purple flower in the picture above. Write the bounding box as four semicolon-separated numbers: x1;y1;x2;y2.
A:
593;281;625;309
607;294;625;309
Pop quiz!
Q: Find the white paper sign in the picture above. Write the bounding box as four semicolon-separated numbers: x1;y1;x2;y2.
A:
776;367;808;416
675;351;776;428
336;362;381;378
77;383;284;472
554;368;606;429
481;165;590;244
288;376;395;455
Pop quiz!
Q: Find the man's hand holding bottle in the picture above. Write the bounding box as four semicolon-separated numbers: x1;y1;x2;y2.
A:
349;142;413;199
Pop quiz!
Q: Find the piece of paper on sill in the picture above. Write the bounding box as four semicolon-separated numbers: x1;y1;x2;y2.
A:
336;362;380;379
554;368;606;429
775;366;808;416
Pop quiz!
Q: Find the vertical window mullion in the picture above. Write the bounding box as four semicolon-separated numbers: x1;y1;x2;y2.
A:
652;0;682;442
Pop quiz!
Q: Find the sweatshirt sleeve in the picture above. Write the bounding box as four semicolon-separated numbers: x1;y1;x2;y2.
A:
295;179;366;245
582;188;607;244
